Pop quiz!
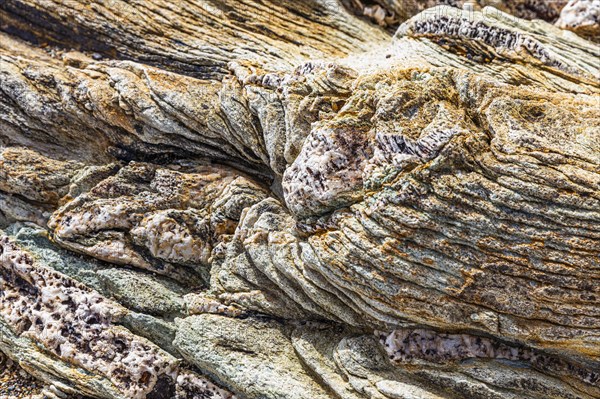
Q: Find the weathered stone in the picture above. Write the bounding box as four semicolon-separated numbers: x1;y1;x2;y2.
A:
0;0;387;80
0;232;236;399
47;161;268;284
174;315;333;399
0;1;598;398
556;0;600;41
342;1;570;29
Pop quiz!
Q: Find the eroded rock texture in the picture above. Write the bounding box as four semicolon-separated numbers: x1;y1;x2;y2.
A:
342;0;571;29
0;1;598;399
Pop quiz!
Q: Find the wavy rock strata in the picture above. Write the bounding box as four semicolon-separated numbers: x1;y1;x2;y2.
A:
0;1;599;399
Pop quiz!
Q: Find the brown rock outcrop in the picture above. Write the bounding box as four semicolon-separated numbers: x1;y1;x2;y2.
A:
0;1;598;398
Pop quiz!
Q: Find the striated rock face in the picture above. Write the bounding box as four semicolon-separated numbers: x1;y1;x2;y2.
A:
0;1;598;399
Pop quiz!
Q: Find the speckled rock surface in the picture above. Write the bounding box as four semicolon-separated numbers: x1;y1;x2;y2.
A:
556;0;600;41
0;354;44;398
0;1;598;398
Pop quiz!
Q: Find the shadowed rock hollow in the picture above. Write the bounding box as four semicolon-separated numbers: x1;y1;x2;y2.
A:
0;1;599;398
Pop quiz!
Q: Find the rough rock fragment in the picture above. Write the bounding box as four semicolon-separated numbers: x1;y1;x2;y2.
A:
283;70;475;217
395;6;599;87
483;0;569;21
0;234;177;398
556;0;600;41
336;334;595;399
380;329;599;397
0;35;263;168
342;0;570;29
0;147;119;227
1;316;124;399
48;161;268;284
0;147;83;205
0;0;388;79
0;147;79;226
239;60;358;175
4;223;187;319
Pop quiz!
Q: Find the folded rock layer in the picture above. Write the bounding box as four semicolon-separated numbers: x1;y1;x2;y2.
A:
0;1;598;399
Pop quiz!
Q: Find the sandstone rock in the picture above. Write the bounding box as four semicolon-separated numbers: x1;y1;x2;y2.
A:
0;1;598;398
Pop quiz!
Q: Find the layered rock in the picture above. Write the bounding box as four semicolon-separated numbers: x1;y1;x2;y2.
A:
0;233;236;399
47;161;268;284
0;1;598;399
0;0;387;79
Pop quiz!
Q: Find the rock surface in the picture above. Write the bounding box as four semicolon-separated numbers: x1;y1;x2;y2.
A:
556;0;600;41
342;0;571;29
0;353;44;399
0;1;598;399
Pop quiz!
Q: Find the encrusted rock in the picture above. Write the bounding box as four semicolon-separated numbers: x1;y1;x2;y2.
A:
556;0;600;41
0;232;236;399
47;161;268;284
